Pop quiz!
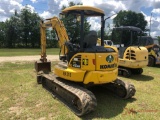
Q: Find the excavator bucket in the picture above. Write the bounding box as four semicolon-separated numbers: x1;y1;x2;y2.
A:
35;60;51;72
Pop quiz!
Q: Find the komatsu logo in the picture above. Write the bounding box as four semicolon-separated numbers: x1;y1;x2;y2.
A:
106;55;114;63
100;63;117;69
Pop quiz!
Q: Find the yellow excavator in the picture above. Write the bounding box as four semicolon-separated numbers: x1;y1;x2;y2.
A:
35;6;136;116
139;36;160;66
111;26;148;77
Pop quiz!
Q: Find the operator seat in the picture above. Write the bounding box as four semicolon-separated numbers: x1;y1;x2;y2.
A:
64;31;98;62
83;31;115;52
83;30;98;48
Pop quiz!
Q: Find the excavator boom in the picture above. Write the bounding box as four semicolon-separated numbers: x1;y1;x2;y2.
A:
40;17;69;62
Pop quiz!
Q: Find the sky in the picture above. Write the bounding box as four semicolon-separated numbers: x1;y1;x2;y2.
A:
0;0;160;36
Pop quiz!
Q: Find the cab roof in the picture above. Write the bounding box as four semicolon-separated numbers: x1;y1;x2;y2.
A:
61;5;105;16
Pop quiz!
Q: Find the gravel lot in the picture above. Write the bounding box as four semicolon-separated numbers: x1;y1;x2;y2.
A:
0;55;59;63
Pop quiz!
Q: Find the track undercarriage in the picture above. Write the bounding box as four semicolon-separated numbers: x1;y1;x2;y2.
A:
37;72;97;116
36;71;136;116
118;67;143;78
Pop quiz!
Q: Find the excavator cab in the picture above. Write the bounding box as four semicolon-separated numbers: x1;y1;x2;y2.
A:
111;26;148;77
139;36;160;66
35;6;136;116
59;6;107;61
112;26;142;58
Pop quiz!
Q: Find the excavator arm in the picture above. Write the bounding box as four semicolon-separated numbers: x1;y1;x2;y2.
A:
40;17;69;62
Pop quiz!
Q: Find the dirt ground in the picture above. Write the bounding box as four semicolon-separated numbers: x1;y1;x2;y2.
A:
0;55;59;63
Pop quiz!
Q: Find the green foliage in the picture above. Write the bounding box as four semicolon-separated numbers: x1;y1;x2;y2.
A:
97;25;112;40
61;2;91;43
158;36;160;44
0;22;5;47
97;23;112;40
0;6;41;48
113;10;147;31
46;30;59;48
18;6;41;48
0;3;92;48
0;6;60;48
5;14;21;48
20;7;41;48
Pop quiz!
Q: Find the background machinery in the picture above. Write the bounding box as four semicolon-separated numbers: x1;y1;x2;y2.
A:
35;6;136;116
139;36;160;66
97;39;114;46
104;40;114;46
111;26;148;77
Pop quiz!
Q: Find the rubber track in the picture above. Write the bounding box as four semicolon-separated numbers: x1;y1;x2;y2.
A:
40;73;97;116
118;67;132;78
103;79;136;99
114;79;136;99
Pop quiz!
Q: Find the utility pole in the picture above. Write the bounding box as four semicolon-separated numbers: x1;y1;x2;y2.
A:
149;12;152;36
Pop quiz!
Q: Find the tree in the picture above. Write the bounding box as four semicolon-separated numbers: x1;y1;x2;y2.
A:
3;6;41;48
46;29;59;48
61;2;91;43
27;12;41;48
4;13;21;48
158;36;160;44
20;6;41;47
97;23;112;40
0;22;5;47
113;10;147;31
97;29;107;38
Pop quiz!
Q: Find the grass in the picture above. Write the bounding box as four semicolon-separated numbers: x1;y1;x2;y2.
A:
0;62;159;120
0;48;59;56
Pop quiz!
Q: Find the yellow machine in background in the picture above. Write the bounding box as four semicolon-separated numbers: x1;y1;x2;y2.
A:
111;26;148;77
139;36;160;66
35;6;136;116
